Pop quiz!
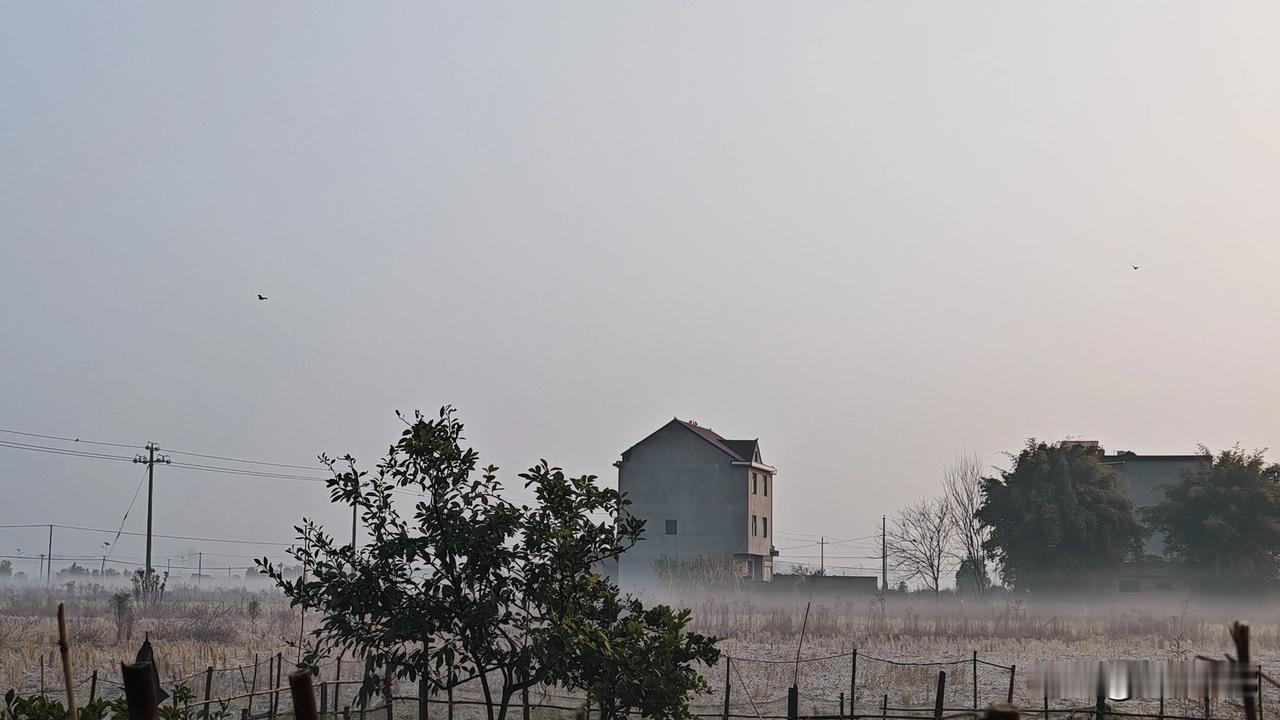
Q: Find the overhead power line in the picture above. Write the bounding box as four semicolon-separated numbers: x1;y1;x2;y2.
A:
0;522;292;547
0;428;143;450
0;439;135;462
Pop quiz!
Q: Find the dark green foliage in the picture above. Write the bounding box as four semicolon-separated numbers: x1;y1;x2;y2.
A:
1145;447;1280;587
977;440;1145;591
3;684;208;720
562;600;720;720
259;407;719;720
954;558;990;595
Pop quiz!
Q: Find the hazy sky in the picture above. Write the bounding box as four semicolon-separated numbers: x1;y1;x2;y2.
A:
3;2;1280;579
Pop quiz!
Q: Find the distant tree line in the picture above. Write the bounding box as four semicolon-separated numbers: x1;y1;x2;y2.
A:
890;440;1280;594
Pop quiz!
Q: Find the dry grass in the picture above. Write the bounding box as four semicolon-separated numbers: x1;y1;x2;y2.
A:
4;583;1279;720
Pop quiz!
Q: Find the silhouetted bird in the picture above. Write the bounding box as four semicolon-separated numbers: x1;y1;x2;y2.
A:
257;294;268;301
1131;265;1141;270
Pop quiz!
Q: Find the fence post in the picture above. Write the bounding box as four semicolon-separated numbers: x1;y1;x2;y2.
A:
249;655;259;720
521;686;529;720
268;655;277;720
419;672;429;720
57;604;77;720
334;657;343;714
973;651;979;712
289;670;319;720
723;658;732;720
122;662;159;720
851;649;858;714
360;658;372;720
787;686;799;720
881;694;887;720
840;692;845;719
1043;691;1049;720
934;671;947;720
1260;665;1265;720
1097;691;1106;720
446;685;453;720
90;671;98;704
1008;665;1017;704
203;666;214;720
274;654;284;720
384;672;394;720
322;681;329;717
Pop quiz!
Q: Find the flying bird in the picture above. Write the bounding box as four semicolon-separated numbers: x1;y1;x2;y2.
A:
1131;265;1141;270
257;294;268;301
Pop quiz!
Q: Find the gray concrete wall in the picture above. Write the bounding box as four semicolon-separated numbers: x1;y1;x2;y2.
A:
617;423;747;589
1110;456;1207;556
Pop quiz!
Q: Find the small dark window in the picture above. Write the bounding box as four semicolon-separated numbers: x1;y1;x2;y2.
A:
762;517;768;537
665;519;677;535
763;475;768;496
752;472;757;494
752;514;758;537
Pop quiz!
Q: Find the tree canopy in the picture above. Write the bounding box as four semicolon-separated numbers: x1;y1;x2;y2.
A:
260;407;719;720
977;440;1145;591
1145;446;1280;588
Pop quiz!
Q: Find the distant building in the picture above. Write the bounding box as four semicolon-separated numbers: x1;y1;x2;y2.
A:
1101;448;1208;556
615;418;777;587
1069;441;1207;555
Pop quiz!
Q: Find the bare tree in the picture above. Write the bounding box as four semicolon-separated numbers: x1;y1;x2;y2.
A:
943;452;991;596
888;496;955;597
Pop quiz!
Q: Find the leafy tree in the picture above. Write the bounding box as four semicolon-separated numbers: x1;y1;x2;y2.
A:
977;440;1145;591
562;598;719;720
262;407;718;720
1145;447;1280;587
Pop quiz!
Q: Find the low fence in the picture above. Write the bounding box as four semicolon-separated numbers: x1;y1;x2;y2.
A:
11;647;1270;720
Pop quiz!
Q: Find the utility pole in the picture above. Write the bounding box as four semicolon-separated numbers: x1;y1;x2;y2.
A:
47;525;53;586
133;442;171;584
819;536;825;574
197;552;203;586
881;515;888;593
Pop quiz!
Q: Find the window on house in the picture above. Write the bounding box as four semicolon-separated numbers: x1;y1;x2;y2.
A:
752;515;758;537
665;519;677;535
763;474;768;496
752;472;757;494
762;517;768;537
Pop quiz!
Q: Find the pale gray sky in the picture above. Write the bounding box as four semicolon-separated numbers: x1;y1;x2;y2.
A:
3;2;1280;578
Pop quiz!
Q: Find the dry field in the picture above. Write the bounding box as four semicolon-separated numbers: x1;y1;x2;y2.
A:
4;583;1279;719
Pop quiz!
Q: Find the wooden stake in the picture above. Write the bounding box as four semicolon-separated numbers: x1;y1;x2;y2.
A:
722;658;731;720
972;651;979;712
57;604;77;720
934;671;947;720
122;662;160;720
90;671;98;704
249;655;259;719
289;670;319;720
1232;622;1258;720
851;649;858;715
203;666;214;720
1009;664;1017;704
